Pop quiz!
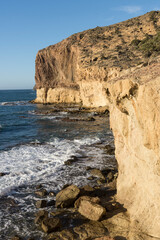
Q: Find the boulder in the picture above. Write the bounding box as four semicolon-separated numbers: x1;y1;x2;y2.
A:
78;199;106;221
74;196;100;209
56;185;80;208
41;217;61;233
74;221;108;240
47;229;75;240
35;188;48;197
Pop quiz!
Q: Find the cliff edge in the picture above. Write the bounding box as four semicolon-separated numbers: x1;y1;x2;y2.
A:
34;11;160;238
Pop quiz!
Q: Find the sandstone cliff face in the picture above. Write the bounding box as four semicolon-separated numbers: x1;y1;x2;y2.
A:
34;11;160;238
106;60;160;238
35;11;160;107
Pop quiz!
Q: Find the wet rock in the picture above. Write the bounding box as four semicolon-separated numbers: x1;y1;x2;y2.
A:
11;236;22;240
0;172;7;177
47;200;55;207
74;196;100;209
36;200;47;208
74;221;108;240
87;176;94;180
49;191;55;197
78;199;106;221
90;169;106;180
87;117;96;121
41;217;61;233
47;229;75;240
35;188;48;197
36;184;43;189
56;185;80;208
104;145;115;155
64;156;79;165
35;210;48;224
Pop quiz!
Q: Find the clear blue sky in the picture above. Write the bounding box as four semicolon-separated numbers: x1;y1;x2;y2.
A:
0;0;159;89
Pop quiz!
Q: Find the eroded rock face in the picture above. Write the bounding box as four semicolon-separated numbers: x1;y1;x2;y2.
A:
106;61;160;238
34;11;160;108
34;11;160;238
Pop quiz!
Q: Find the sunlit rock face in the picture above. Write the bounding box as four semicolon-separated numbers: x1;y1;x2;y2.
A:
34;11;160;238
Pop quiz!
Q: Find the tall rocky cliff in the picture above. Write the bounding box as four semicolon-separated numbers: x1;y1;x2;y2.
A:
34;11;160;238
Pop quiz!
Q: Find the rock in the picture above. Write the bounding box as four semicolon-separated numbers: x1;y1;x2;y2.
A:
87;176;94;180
41;217;61;233
107;172;114;182
87;117;96;121
64;156;79;165
49;191;55;197
104;145;115;155
36;184;43;189
93;237;114;240
90;169;105;180
36;200;47;208
47;229;75;240
97;179;105;185
0;172;7;177
35;210;48;224
56;185;80;208
80;185;94;195
78;199;106;221
11;236;22;240
35;189;48;197
74;196;100;209
74;221;108;239
47;200;55;207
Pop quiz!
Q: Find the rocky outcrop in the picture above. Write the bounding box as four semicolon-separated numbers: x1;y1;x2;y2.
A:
34;11;160;108
34;11;160;238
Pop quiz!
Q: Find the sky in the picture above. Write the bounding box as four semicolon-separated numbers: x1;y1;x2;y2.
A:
0;0;159;90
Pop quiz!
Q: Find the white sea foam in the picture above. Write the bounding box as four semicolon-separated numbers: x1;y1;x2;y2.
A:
0;101;30;106
0;136;104;196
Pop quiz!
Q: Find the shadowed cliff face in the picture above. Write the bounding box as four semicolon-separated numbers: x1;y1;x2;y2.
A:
34;11;160;238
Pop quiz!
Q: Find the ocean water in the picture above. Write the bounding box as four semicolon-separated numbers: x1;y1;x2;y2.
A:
0;89;116;239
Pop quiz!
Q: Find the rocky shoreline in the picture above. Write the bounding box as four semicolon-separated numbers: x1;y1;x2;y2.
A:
11;159;119;240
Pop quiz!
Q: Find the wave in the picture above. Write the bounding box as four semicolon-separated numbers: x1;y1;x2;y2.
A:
0;101;30;106
0;136;114;196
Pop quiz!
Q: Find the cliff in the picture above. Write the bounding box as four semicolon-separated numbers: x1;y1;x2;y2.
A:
34;11;160;238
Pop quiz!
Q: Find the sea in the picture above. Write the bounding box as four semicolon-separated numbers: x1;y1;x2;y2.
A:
0;89;116;239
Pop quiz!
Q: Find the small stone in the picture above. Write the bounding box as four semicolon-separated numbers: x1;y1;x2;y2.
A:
35;189;48;197
82;185;94;192
90;169;106;180
47;229;75;240
36;200;47;208
49;191;55;197
36;184;43;189
41;217;61;233
87;176;94;180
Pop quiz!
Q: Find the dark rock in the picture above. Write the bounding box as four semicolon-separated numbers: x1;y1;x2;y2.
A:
97;179;106;185
0;172;8;177
47;229;75;240
36;200;47;208
41;217;61;233
35;188;48;197
47;200;55;207
104;145;115;155
56;185;80;208
64;156;79;165
36;184;43;189
107;172;114;182
74;221;108;239
11;236;22;240
87;117;96;121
